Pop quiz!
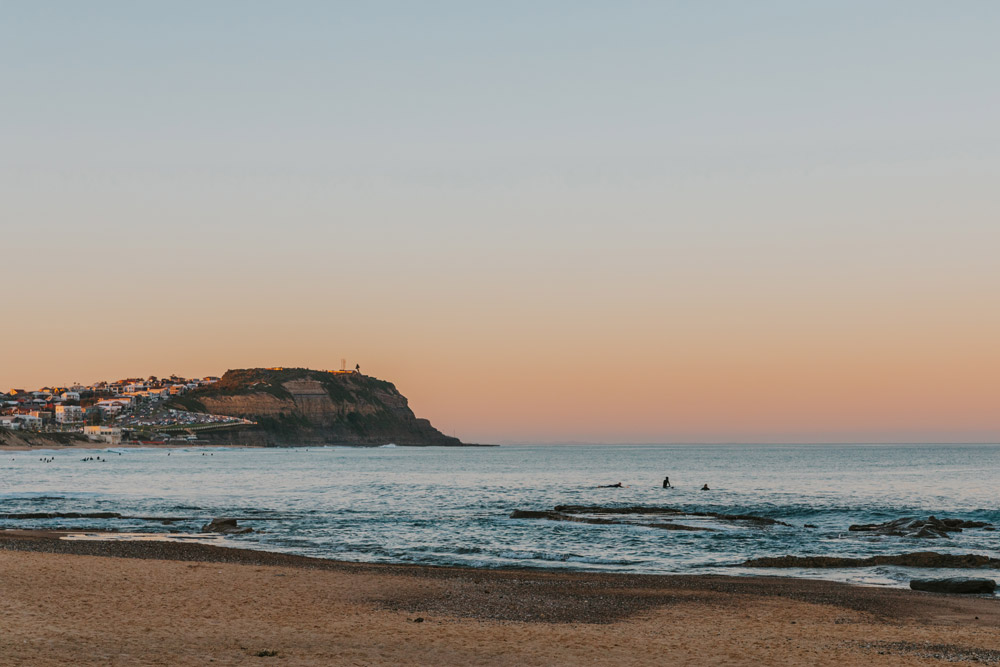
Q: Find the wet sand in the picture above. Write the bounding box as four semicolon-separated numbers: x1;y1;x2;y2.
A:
1;531;999;665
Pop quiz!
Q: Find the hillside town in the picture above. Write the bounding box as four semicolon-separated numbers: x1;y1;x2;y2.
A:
0;375;250;445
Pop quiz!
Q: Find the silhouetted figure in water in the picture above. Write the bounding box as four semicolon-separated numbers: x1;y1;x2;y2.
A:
701;484;710;491
598;482;623;488
663;476;671;488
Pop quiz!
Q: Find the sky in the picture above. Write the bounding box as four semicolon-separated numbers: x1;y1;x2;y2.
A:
2;1;999;444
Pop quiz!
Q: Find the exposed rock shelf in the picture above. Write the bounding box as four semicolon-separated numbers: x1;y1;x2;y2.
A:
910;578;996;594
741;552;1000;569
550;505;792;527
848;516;993;539
510;505;791;532
510;509;714;532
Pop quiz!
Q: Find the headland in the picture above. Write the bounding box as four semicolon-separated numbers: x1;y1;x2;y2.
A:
165;367;467;446
2;367;482;448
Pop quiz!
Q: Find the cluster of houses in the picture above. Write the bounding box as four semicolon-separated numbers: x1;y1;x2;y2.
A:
0;375;221;441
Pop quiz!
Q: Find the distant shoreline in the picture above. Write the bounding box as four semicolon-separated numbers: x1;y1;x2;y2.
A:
0;441;247;452
0;440;498;451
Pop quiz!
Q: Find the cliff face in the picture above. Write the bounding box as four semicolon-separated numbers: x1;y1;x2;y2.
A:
168;368;463;447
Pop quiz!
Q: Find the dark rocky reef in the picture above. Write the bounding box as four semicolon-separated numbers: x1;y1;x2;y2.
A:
509;509;713;532
201;517;253;535
1;512;122;520
511;505;791;532
849;516;992;539
910;577;996;594
166;367;467;447
552;505;791;527
742;552;1000;569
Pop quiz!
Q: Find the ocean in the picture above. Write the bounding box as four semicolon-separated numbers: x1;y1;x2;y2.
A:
2;443;998;588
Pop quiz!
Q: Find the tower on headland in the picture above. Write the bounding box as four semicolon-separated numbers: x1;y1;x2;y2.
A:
329;359;359;375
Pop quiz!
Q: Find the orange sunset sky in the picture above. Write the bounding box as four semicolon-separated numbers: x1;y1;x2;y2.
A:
2;3;998;444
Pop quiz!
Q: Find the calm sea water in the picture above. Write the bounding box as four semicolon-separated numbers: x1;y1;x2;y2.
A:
2;444;998;588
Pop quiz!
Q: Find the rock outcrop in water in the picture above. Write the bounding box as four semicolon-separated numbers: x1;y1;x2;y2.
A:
910;577;997;594
510;509;714;531
166;368;466;447
551;505;792;527
0;512;122;520
511;505;790;532
849;516;992;539
741;552;1000;569
201;517;253;535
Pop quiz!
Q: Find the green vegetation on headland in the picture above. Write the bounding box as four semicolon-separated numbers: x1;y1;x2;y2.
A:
163;367;476;447
187;367;398;405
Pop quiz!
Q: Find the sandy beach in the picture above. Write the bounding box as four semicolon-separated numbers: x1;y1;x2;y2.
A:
1;531;998;666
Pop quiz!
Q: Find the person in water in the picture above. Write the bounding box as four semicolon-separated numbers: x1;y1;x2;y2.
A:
662;476;671;488
701;483;710;491
598;482;623;488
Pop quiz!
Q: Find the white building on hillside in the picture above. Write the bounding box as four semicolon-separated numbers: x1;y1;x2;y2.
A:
55;405;83;423
84;425;122;445
15;414;42;430
0;415;22;430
